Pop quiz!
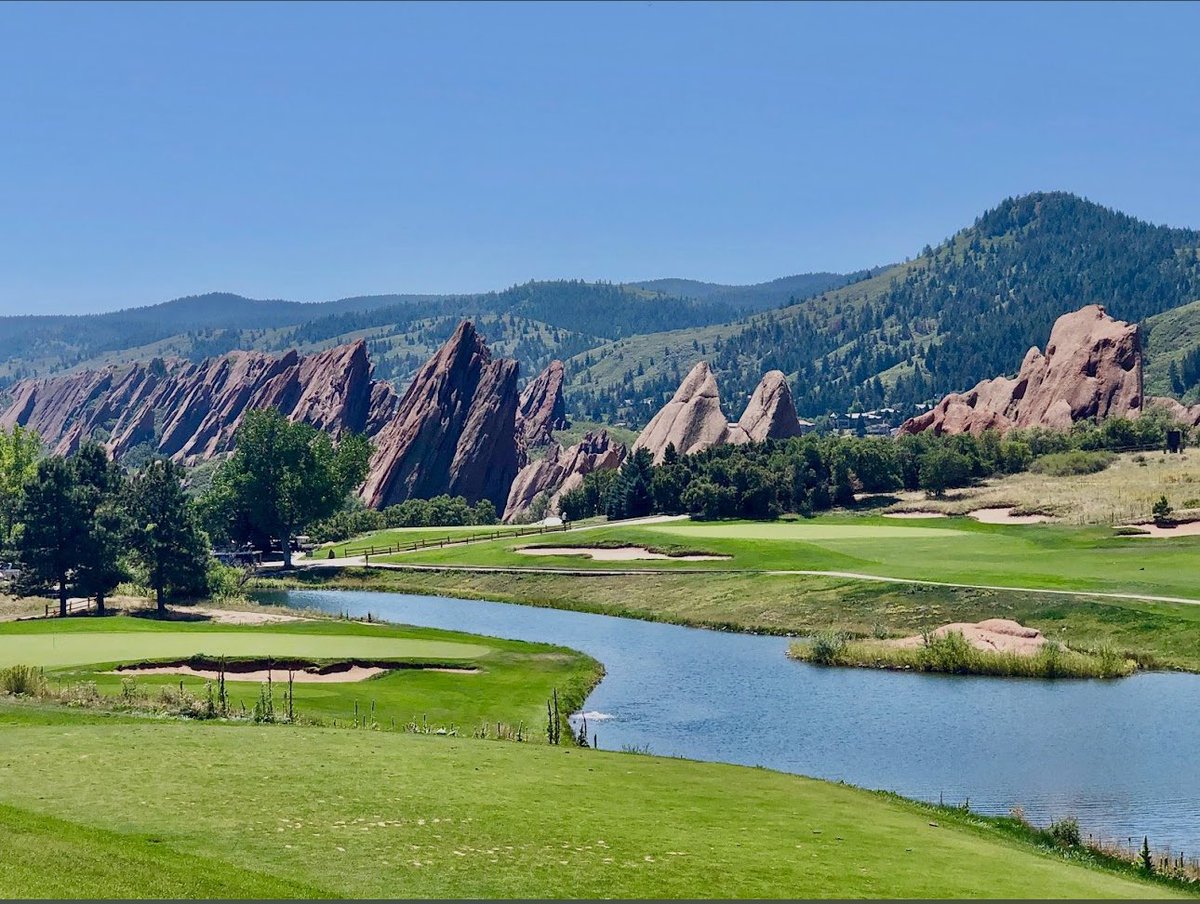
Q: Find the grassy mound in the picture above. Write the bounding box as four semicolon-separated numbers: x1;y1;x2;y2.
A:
790;631;1136;679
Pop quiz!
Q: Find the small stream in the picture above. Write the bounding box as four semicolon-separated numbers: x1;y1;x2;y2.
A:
258;589;1200;853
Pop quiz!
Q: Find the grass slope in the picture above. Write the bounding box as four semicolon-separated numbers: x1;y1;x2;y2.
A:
0;706;1180;899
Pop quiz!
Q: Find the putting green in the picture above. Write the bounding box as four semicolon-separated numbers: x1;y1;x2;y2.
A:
0;631;490;669
646;521;968;541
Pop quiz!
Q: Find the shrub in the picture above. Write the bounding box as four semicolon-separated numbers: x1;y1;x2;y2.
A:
1029;450;1114;477
1048;817;1081;847
1152;495;1173;523
0;664;44;696
808;632;847;665
919;630;973;672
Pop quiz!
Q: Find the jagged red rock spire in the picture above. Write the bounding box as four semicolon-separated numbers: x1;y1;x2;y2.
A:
359;321;521;510
517;360;569;446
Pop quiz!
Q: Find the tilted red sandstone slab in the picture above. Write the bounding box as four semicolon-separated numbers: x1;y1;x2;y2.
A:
517;360;569;446
359;321;521;510
503;429;627;522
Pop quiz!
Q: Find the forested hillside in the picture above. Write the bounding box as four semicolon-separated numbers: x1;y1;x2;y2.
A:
3;193;1199;429
568;193;1200;424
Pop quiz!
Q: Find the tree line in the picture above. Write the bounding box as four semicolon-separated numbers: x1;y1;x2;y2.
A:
561;411;1186;522
0;409;376;614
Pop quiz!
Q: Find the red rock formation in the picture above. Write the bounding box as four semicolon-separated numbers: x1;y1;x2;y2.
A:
0;323;522;510
634;362;808;462
1148;396;1200;427
517;360;569;446
503;430;627;522
900;305;1145;436
1;341;380;461
359;321;521;510
733;370;804;442
633;362;733;464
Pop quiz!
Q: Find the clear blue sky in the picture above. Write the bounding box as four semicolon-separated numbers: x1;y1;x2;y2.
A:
1;1;1197;315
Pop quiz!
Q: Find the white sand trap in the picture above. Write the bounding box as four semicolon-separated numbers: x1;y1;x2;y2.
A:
889;618;1047;656
1118;521;1200;538
182;607;307;625
516;545;730;561
112;664;479;683
882;511;948;519
968;507;1053;524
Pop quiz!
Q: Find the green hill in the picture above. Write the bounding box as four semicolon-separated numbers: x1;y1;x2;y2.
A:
1145;299;1200;401
569;193;1200;423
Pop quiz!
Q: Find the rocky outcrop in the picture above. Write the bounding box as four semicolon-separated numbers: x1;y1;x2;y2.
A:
0;340;380;461
633;362;733;464
517;360;569;446
1;320;524;511
634;362;808;462
734;370;804;442
1148;396;1200;427
359;321;521;511
900;305;1145;436
503;430;627;522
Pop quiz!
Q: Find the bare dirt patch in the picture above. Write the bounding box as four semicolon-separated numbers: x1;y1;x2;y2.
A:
516;546;730;562
967;507;1053;525
888;618;1047;656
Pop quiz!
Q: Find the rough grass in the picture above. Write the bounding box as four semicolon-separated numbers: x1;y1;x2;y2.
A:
789;631;1137;679
887;451;1200;525
0;705;1184;899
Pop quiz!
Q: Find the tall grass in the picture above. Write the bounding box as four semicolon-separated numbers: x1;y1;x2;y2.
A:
0;665;45;696
789;631;1135;679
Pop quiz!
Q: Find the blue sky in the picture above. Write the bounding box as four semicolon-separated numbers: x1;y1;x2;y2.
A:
0;1;1197;315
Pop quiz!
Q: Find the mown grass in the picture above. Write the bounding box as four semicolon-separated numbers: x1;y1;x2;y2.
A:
0;704;1185;899
272;567;1200;673
789;630;1137;679
0;615;600;740
372;513;1200;603
0;801;329;899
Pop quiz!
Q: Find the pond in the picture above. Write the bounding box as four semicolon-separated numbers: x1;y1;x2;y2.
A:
258;589;1200;853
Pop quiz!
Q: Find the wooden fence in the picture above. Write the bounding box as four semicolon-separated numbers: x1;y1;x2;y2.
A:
331;521;572;560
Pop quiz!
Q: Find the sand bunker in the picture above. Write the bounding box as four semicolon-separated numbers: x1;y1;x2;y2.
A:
1118;521;1200;538
516;545;729;562
181;607;307;625
882;511;948;519
967;507;1053;524
889;619;1048;656
112;663;479;683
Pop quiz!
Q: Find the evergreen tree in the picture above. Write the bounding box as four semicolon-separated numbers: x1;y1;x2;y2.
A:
125;459;209;614
14;456;89;616
72;442;128;614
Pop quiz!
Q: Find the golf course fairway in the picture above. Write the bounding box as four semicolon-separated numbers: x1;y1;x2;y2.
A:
0;705;1184;899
